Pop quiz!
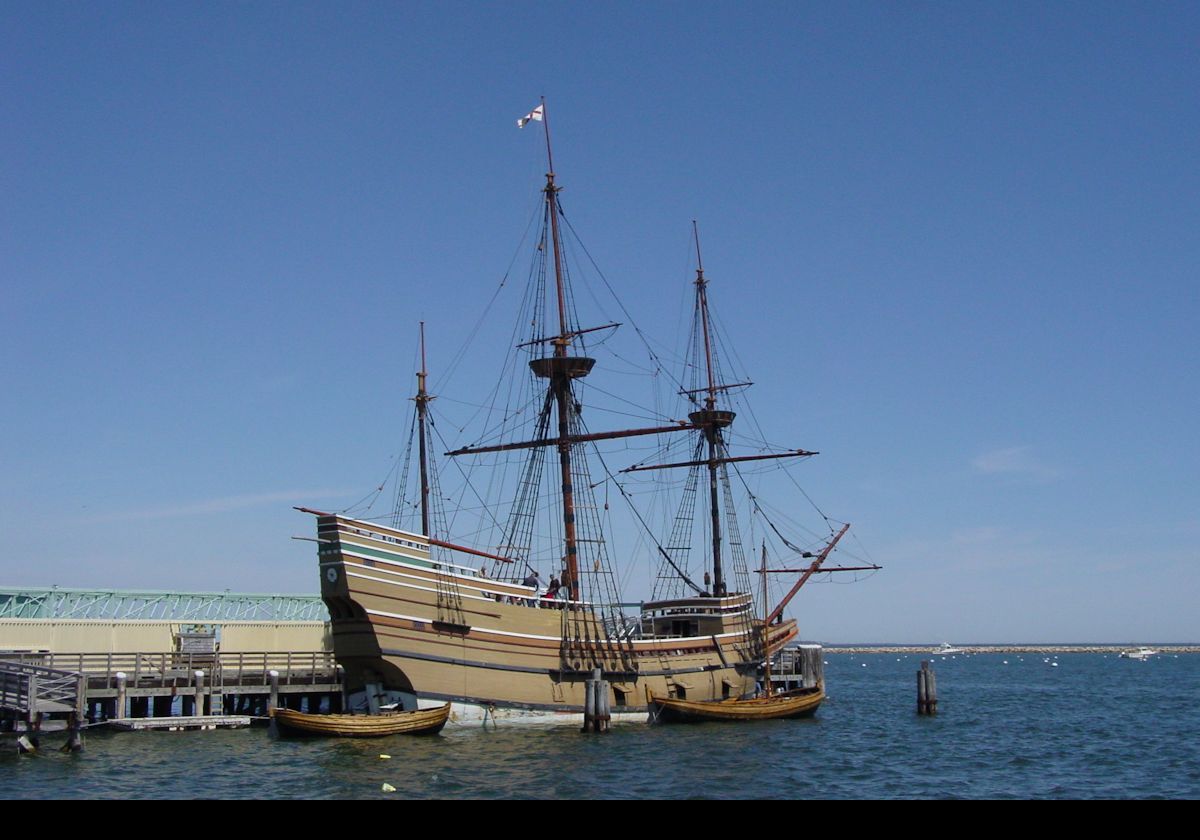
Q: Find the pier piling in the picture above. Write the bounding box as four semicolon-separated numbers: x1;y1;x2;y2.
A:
582;668;610;733
596;678;610;733
193;670;206;717
114;672;127;720
61;713;84;752
583;672;596;732
62;673;86;752
918;660;938;715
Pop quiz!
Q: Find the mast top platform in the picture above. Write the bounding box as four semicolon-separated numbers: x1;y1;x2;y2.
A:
688;408;736;429
530;356;596;379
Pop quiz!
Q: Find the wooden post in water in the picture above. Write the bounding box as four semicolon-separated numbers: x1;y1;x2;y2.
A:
17;712;40;755
19;676;40;753
580;668;611;733
917;664;926;713
602;681;612;731
61;673;86;753
918;660;938;715
268;670;280;715
193;671;206;717
595;675;610;733
115;672;127;720
582;669;597;733
18;677;40;753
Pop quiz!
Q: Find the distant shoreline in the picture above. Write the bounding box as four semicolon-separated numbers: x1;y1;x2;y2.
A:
821;645;1198;654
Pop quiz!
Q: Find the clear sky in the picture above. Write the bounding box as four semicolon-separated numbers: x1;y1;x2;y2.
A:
3;2;1197;642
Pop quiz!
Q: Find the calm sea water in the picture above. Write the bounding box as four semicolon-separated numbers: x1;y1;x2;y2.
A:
4;653;1198;799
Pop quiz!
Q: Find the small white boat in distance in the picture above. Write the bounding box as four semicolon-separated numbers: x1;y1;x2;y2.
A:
1119;647;1158;660
936;642;965;655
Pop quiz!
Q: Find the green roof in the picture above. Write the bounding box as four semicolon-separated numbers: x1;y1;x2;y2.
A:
0;587;328;622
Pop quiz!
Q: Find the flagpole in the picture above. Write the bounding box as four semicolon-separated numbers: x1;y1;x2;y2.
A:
540;97;556;177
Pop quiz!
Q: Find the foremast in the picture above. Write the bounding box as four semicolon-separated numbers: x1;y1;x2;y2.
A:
632;224;815;607
627;223;870;667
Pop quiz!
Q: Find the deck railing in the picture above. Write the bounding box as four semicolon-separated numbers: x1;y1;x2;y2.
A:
0;660;86;714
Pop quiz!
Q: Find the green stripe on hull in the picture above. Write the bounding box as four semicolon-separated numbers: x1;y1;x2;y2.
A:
323;541;435;570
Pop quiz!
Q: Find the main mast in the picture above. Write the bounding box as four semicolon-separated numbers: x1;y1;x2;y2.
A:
446;102;704;605
689;222;735;597
531;99;589;602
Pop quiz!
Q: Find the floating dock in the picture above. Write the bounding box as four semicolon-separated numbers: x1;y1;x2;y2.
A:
109;715;252;731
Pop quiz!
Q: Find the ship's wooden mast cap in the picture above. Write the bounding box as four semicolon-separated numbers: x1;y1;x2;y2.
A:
530;357;596;379
689;408;736;428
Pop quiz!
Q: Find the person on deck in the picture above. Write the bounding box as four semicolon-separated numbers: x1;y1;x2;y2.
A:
543;575;561;604
522;570;540;606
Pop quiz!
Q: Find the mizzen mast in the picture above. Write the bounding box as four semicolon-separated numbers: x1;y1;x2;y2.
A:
401;325;515;566
414;321;432;538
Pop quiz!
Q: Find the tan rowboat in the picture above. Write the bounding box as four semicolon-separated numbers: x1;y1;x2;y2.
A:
271;703;450;737
648;687;824;723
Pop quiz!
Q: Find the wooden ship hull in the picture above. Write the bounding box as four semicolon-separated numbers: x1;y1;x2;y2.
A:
649;686;824;723
311;512;798;725
272;703;449;737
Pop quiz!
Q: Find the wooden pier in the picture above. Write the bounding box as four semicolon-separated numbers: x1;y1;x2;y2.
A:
768;644;824;694
2;650;343;744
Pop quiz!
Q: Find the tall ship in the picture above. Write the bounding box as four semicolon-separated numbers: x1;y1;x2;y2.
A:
300;102;875;724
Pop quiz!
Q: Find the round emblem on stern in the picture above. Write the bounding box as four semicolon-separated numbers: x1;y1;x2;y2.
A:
325;567;338;583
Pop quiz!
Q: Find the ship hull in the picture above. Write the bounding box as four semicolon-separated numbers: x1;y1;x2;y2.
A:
312;513;798;725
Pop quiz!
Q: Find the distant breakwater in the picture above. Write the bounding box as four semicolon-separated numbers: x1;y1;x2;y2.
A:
822;645;1200;655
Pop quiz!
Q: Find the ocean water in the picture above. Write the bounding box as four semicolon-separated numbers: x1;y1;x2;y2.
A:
4;653;1198;799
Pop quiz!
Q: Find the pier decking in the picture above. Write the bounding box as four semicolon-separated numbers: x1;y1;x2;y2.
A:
1;650;343;738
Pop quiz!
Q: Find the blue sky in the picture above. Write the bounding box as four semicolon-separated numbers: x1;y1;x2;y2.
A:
3;2;1197;642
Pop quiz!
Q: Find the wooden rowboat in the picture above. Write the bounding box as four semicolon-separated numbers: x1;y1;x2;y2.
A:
648;686;824;724
271;703;450;737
